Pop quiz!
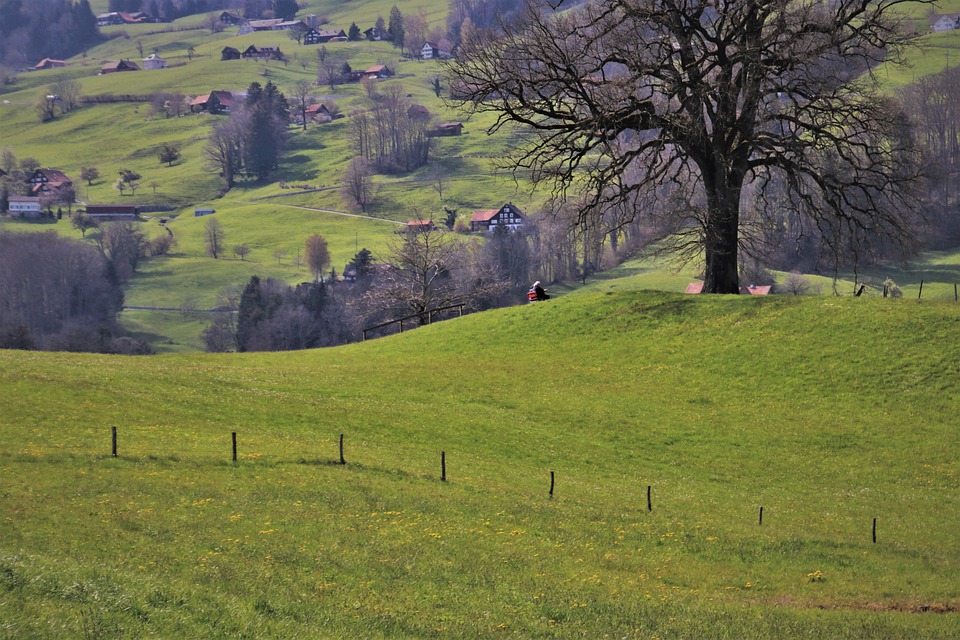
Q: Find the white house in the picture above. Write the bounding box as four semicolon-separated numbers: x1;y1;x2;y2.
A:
8;195;43;217
420;41;452;60
142;53;166;70
931;14;960;32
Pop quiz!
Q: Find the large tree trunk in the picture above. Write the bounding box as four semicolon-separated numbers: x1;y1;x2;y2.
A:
702;167;743;294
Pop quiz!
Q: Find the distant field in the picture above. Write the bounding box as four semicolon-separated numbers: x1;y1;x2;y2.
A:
0;289;957;637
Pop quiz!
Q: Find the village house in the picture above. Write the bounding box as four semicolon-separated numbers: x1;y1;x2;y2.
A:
931;14;960;32
364;27;382;41
33;58;66;71
100;59;139;74
304;28;347;44
142;53;166;70
29;168;73;196
221;46;242;61
241;45;284;61
469;203;525;233
7;195;43;217
303;103;332;123
190;90;234;114
362;64;393;79
84;204;140;221
420;41;452;60
407;104;430;120
219;11;244;25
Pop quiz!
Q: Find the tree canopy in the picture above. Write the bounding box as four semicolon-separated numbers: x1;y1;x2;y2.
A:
447;0;932;292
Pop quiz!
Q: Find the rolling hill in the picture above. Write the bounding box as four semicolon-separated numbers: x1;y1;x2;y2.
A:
0;288;957;637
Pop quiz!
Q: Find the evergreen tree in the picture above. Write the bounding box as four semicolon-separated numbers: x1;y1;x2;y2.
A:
348;22;361;41
388;5;404;51
236;276;265;352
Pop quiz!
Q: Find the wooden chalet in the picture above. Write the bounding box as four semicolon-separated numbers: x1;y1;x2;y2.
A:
190;90;234;114
221;46;242;60
362;64;392;79
100;59;139;74
469;203;525;232
241;45;284;60
304;28;347;44
29;168;73;195
303;103;332;122
364;27;382;41
219;11;244;25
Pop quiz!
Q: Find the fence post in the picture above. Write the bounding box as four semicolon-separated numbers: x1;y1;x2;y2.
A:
647;485;652;512
759;506;763;526
918;280;924;299
232;432;237;463
112;426;117;458
955;283;958;302
339;433;346;465
549;470;555;498
441;451;446;482
872;518;877;544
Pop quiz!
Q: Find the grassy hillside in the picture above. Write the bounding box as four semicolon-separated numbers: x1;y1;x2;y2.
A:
0;290;957;637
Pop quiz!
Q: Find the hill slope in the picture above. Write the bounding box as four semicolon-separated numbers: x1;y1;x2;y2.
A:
0;290;957;637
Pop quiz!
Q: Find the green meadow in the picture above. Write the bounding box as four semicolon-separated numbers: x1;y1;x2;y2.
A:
1;289;958;637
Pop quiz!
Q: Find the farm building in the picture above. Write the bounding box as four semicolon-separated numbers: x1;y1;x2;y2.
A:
100;60;139;74
7;196;43;217
84;204;140;221
470;204;525;232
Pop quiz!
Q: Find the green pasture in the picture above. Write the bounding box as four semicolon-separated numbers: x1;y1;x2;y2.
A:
0;290;957;637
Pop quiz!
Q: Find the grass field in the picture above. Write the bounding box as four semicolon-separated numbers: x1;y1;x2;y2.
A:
0;288;957;637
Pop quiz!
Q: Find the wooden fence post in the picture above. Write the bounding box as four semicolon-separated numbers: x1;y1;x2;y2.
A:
759;506;763;526
441;451;446;482
232;432;237;463
647;485;652;512
549;471;555;498
112;426;117;458
339;433;345;465
918;280;924;299
872;517;877;544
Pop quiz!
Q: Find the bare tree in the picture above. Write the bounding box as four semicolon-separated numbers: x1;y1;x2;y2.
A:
448;0;930;293
291;80;314;131
431;164;447;201
205;117;243;188
305;234;330;283
205;217;225;259
233;243;251;261
340;156;374;211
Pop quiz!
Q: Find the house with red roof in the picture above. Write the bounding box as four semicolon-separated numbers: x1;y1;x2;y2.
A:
190;90;234;114
34;58;66;70
29;169;73;196
406;219;437;233
470;203;525;232
100;59;139;74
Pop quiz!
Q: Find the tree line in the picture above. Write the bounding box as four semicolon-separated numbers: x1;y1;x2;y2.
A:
0;231;153;353
0;0;99;69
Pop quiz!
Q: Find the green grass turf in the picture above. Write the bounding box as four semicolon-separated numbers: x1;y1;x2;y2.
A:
0;288;957;637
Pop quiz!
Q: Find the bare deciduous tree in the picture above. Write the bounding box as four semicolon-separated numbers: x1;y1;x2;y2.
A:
340;156;374;212
305;234;330;283
448;0;931;293
205;217;225;259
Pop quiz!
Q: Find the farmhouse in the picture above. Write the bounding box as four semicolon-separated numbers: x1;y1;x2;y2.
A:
420;41;452;60
29;168;73;195
142;53;166;70
219;11;244;25
242;45;284;61
100;59;139;74
96;11;146;26
407;104;430;120
303;103;332;123
190;90;234;114
221;46;242;60
34;58;66;70
85;204;140;221
304;28;347;44
470;203;525;232
930;14;960;32
364;27;382;41
362;64;392;79
7;195;43;217
245;18;285;31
